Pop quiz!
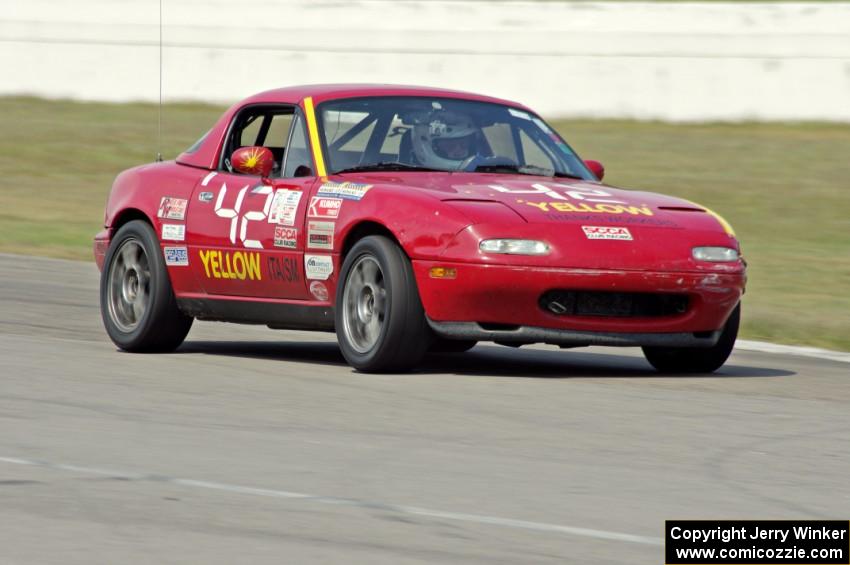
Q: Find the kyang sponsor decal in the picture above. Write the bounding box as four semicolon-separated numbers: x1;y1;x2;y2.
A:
582;226;633;240
163;246;188;266
198;191;214;203
309;281;329;302
489;183;654;217
304;254;333;280
199;249;262;280
308;197;343;219
267;256;300;283
307;221;334;250
157;197;188;220
316;181;372;201
268;189;302;226
274;226;298;249
161;224;185;241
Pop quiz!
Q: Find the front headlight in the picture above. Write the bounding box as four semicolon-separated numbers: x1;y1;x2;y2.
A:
479;239;550;255
692;246;739;262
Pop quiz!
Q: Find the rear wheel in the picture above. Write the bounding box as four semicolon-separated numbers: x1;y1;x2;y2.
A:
642;304;740;374
335;236;430;372
100;220;193;352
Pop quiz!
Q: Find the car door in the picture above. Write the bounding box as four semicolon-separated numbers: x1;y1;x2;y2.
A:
186;105;317;300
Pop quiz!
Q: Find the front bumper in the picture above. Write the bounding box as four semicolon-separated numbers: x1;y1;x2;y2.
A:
413;260;745;339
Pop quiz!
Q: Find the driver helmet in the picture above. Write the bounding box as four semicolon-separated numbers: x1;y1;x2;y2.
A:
411;111;480;169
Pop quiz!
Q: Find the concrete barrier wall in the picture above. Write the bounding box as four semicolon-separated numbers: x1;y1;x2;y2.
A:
3;0;849;121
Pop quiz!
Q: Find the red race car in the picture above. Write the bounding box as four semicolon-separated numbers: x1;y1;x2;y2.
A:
95;84;746;373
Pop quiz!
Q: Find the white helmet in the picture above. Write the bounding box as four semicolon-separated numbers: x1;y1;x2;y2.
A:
411;111;480;170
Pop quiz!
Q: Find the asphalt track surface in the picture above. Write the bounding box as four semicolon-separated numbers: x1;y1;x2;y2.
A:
1;254;848;564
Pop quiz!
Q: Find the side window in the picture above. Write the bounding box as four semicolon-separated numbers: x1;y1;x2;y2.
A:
282;114;313;178
239;117;263;146
222;106;295;176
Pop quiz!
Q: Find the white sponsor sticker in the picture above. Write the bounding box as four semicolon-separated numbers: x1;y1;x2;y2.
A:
582;226;633;240
307;221;334;250
309;281;329;301
161;224;185;241
304;254;333;280
316;181;372;201
157;197;188;220
307;197;343;219
163;246;189;266
274;226;298;249
268;189;303;226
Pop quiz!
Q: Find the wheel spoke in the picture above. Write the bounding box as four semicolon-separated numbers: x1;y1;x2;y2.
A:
132;298;144;323
343;256;386;354
361;259;378;284
108;238;150;333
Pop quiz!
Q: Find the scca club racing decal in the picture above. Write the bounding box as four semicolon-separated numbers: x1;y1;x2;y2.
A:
274;226;298;249
308;197;343;219
157;197;188;220
164;246;188;266
582;226;633;240
490;184;653;216
316;181;372;201
199;249;262;280
305;254;333;280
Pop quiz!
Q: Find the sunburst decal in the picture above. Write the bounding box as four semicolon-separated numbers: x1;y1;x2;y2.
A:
241;147;264;172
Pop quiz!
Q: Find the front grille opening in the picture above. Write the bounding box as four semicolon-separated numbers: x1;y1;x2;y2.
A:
540;290;689;318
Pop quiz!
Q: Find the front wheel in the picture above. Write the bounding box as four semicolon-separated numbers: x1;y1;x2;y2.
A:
100;220;193;352
642;304;740;374
335;236;430;372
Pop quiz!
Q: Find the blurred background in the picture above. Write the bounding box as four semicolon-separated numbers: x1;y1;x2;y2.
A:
2;0;849;350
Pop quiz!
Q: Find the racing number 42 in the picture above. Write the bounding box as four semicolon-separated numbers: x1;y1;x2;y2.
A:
213;184;274;249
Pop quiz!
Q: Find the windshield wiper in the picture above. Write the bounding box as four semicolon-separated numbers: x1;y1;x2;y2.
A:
553;171;584;180
334;162;444;174
473;163;584;180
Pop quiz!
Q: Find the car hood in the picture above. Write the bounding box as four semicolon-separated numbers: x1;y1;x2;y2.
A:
334;172;741;272
339;171;720;229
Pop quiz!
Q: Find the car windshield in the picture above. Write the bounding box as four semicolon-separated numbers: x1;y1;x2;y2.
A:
316;96;594;179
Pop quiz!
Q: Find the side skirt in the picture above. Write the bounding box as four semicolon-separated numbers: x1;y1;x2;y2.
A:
177;297;335;332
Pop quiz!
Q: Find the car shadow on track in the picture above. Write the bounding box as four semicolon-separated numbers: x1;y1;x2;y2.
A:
177;341;794;379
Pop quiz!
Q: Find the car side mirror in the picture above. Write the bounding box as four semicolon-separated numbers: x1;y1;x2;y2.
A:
584;159;605;181
231;146;274;177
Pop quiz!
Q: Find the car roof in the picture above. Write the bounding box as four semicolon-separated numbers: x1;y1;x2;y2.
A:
243;83;528;109
176;84;532;169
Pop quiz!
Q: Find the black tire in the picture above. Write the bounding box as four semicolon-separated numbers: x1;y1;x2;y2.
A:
429;338;477;353
100;220;193;352
642;304;740;374
335;235;431;372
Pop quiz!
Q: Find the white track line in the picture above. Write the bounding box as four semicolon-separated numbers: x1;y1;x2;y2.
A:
736;340;850;364
0;455;661;546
